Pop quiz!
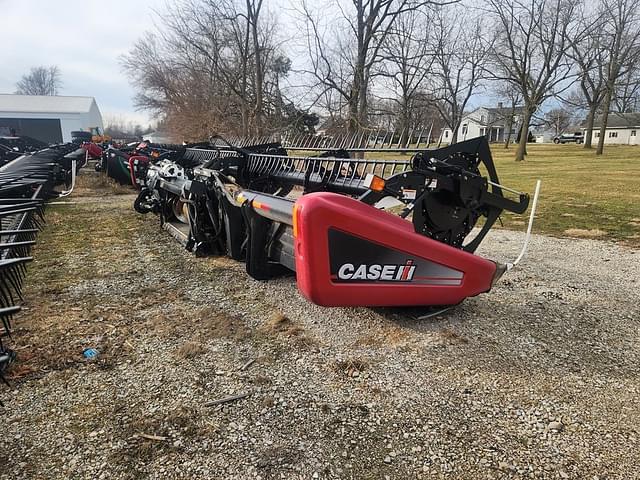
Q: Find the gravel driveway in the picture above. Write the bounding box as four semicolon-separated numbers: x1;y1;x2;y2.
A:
0;181;638;479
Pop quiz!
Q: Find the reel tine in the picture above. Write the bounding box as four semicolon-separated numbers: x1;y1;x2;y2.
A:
5;269;24;302
415;126;424;149
0;275;14;308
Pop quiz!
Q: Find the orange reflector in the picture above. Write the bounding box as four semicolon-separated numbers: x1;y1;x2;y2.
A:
253;200;270;211
292;203;300;237
369;175;386;192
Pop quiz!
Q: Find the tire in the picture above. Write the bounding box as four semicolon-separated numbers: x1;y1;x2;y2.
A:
553;138;560;144
71;131;92;142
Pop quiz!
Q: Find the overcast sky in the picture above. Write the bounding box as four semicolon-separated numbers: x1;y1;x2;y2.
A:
0;0;166;126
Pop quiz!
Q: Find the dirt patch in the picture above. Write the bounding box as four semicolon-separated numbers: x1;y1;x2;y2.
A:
563;228;608;238
196;307;253;341
262;311;317;347
174;341;206;359
331;357;369;377
355;324;409;347
439;327;469;345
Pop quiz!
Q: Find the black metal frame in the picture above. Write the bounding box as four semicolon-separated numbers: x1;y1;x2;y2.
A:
0;142;83;405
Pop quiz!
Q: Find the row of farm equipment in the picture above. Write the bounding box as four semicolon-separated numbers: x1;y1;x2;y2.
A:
0;136;84;403
0;129;540;406
88;132;540;308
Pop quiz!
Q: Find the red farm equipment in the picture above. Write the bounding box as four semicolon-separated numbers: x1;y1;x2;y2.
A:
131;134;540;308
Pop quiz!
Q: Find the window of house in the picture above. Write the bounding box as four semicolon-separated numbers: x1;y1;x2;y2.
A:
595;132;600;138
609;131;618;138
445;130;449;138
461;124;468;136
480;115;485;123
632;130;637;136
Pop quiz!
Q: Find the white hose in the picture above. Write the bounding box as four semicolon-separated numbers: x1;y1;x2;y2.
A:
506;179;541;271
58;159;77;198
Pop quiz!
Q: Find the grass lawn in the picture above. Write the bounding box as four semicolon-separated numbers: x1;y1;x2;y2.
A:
489;143;640;246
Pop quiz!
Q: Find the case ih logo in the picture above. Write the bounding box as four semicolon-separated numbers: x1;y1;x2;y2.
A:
337;260;416;282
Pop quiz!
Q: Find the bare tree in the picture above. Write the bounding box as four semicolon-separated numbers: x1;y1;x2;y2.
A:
15;66;61;96
487;0;578;161
121;0;290;139
613;65;640;112
428;6;491;144
595;0;640;154
493;82;523;149
377;8;433;143
567;7;609;148
246;0;266;134
544;107;573;136
302;0;438;134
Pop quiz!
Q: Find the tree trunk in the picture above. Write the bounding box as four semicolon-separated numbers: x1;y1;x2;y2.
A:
504;114;513;149
248;0;264;135
241;101;249;136
349;3;365;136
450;121;459;145
596;87;613;155
515;109;531;161
348;91;359;134
583;104;597;149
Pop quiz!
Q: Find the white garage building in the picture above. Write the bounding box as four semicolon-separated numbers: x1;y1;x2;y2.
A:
584;112;640;145
0;94;104;144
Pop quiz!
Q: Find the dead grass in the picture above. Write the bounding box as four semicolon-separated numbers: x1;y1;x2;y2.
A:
355;324;409;347
196;307;253;340
564;228;608;238
265;311;304;336
262;311;317;348
439;327;469;345
332;357;369;377
174;340;206;359
74;171;133;196
489;144;640;246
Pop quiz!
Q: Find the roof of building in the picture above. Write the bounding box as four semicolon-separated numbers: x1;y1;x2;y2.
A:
591;112;640;129
0;94;96;114
464;105;524;126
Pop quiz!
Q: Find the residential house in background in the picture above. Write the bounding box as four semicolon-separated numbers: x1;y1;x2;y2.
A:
531;129;556;143
440;103;523;143
583;112;640;145
145;130;172;144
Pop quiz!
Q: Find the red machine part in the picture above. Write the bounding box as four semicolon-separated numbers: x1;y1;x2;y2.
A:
128;155;149;189
293;193;498;307
81;142;103;159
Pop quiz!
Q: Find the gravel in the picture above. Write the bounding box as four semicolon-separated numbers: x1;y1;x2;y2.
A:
0;188;638;479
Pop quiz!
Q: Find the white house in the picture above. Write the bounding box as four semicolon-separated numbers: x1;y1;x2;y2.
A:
145;131;173;144
0;94;104;144
441;104;523;143
531;129;556;143
583;112;640;145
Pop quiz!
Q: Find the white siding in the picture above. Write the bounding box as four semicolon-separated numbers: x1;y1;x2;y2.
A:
0;95;103;142
587;128;640;145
